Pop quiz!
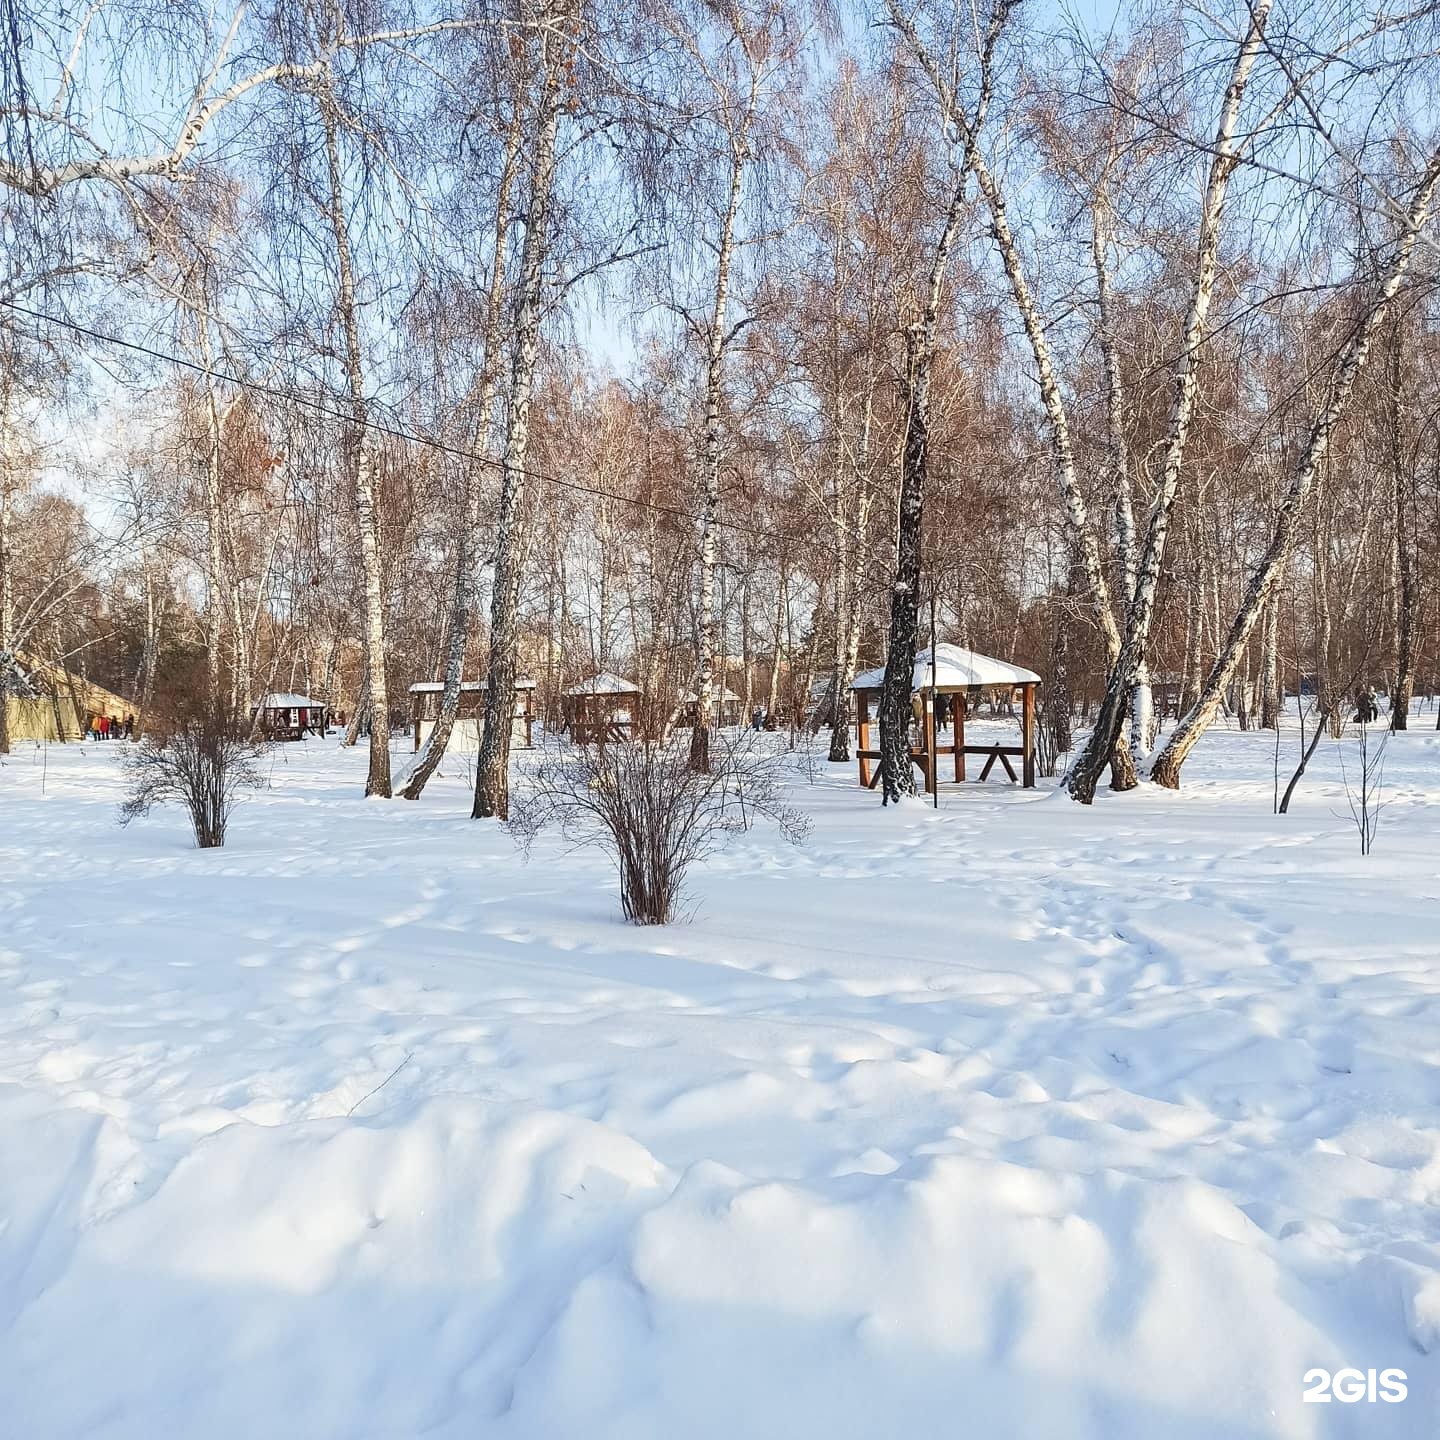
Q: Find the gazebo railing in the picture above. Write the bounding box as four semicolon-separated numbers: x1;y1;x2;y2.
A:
853;683;1036;792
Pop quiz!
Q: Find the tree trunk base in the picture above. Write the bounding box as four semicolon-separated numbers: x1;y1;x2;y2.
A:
1391;688;1411;731
365;729;392;798
472;782;506;821
1149;751;1181;789
1108;743;1138;791
689;724;710;774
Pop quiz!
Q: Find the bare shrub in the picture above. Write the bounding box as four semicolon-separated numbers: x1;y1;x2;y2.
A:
508;733;809;925
1036;695;1070;779
119;700;268;848
1338;708;1391;856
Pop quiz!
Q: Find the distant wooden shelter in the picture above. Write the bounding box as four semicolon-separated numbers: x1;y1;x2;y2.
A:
1151;673;1184;720
408;678;535;752
561;672;641;743
252;693;329;740
680;685;743;728
850;644;1040;792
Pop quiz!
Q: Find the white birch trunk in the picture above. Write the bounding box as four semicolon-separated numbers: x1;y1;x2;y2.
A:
691;116;750;773
1259;580;1282;729
767;562;786;720
319;74;391;796
828;392;872;761
400;105;521;800
1092;188;1154;763
1390;325;1417;729
0;373;12;756
474;5;566;819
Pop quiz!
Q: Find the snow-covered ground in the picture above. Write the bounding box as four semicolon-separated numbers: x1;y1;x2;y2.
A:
2;716;1439;1438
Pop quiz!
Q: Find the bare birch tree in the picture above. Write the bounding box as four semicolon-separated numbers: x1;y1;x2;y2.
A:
474;0;573;820
1152;146;1440;785
312;60;391;797
1388;319;1418;730
664;1;782;773
1066;0;1274;802
400;96;524;801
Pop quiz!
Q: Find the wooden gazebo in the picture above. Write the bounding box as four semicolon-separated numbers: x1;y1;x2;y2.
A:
850;644;1039;792
561;672;641;743
408;678;535;752
680;685;743;728
252;692;329;740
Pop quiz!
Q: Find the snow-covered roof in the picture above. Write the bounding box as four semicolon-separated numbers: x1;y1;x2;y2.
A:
851;644;1040;692
681;686;742;704
408;677;536;693
255;693;327;709
564;671;641;696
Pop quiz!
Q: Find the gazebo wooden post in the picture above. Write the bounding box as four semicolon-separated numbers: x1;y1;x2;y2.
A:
1022;682;1036;788
922;690;937;794
956;693;967;781
412;690;423;751
856;689;873;788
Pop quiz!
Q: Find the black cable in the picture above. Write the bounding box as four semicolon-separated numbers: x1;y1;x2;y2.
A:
1;296;786;541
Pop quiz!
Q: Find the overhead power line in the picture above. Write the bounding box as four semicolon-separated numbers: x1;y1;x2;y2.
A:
0;296;790;543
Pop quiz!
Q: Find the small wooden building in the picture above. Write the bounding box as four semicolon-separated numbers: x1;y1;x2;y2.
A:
561;672;641;743
1151;673;1184;720
850;644;1040;791
408;678;535;752
252;693;329;740
680;685;743;728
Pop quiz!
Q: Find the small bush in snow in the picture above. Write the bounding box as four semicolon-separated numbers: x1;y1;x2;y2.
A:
508;732;808;924
119;700;267;848
1338;709;1391;856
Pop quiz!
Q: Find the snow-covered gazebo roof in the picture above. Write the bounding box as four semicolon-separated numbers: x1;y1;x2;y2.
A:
254;692;327;709
563;671;641;696
851;644;1040;692
681;685;742;704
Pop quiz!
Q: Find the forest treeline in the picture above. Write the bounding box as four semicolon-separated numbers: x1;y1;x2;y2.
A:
2;0;1439;807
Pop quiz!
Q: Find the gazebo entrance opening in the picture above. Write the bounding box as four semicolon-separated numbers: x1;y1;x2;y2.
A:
850;644;1039;792
561;672;642;744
